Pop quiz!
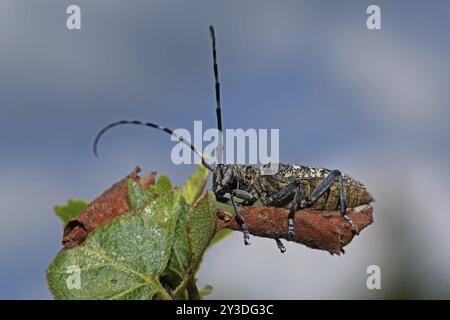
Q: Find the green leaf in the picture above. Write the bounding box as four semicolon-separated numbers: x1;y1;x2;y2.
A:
188;191;217;259
54;199;88;224
46;191;186;300
199;284;214;298
48;165;220;300
164;191;217;297
253;199;264;207
127;179;152;212
47;183;217;300
149;175;172;196
182;164;209;205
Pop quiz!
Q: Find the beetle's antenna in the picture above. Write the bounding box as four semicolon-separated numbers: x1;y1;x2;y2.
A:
93;120;214;172
209;25;223;164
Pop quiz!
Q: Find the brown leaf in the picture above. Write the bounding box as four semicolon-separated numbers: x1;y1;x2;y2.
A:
62;167;156;249
215;206;374;255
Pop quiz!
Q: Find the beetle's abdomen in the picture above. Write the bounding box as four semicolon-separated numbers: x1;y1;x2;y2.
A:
256;164;373;210
299;178;372;211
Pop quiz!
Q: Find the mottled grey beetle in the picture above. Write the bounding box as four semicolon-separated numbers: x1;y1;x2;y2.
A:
94;26;373;253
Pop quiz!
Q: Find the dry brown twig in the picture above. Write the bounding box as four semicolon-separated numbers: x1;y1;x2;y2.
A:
216;206;373;255
62;168;373;254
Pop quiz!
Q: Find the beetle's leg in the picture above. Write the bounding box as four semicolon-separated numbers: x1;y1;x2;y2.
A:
230;189;257;205
286;186;302;240
338;173;359;234
269;181;302;241
241;194;258;206
267;181;299;206
217;189;256;206
226;189;258;205
231;189;287;252
303;170;359;234
230;191;252;245
275;238;286;253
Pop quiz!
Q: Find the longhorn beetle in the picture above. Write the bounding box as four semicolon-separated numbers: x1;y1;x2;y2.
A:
94;26;373;253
